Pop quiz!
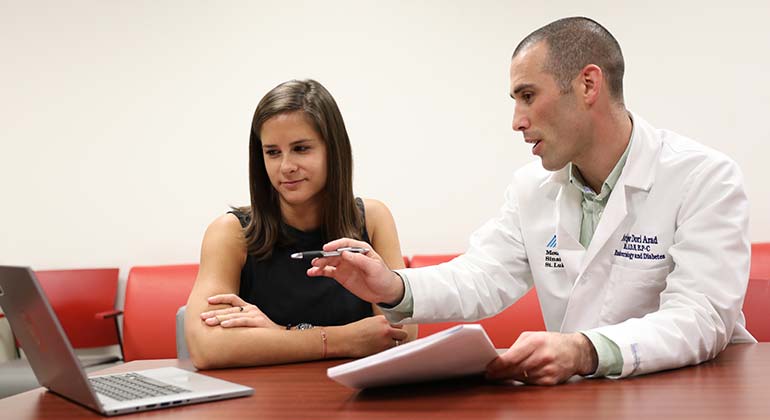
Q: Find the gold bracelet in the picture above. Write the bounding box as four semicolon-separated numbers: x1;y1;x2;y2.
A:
320;327;328;359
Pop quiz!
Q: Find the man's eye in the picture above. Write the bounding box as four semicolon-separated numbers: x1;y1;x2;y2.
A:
522;93;533;103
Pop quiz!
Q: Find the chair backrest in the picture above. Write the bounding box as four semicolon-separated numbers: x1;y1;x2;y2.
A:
744;243;770;342
409;254;460;268
33;268;120;349
122;264;198;361
410;254;545;348
749;243;770;281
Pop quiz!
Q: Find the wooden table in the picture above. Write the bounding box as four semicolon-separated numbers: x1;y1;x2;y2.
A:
2;343;769;419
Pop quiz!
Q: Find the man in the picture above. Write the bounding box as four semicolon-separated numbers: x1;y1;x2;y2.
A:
308;17;755;384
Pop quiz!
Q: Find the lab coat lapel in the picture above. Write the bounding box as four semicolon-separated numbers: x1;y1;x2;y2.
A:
554;178;584;282
578;112;660;275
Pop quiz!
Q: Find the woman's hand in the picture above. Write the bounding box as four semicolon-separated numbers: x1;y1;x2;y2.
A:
200;294;282;329
338;315;409;358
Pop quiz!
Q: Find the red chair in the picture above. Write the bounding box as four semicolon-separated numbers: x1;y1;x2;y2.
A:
119;264;199;361
33;268;122;355
411;254;545;348
744;243;770;342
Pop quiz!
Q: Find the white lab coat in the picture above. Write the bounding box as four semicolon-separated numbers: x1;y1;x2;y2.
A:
402;112;755;378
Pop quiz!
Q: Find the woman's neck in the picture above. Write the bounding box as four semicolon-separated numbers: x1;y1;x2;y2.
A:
280;199;323;232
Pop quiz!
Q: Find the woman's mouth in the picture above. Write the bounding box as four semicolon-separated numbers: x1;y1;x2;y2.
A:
281;179;305;189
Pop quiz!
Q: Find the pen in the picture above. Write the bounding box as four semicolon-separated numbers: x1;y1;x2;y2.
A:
290;247;370;259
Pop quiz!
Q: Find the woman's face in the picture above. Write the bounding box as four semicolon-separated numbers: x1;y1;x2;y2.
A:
260;111;328;210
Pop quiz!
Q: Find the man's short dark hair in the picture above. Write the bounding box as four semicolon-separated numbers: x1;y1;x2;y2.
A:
513;17;625;103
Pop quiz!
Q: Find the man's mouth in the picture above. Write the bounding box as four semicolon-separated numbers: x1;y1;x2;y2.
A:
525;138;541;149
525;139;543;155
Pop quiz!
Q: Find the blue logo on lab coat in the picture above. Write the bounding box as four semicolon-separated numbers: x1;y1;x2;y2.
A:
544;234;563;269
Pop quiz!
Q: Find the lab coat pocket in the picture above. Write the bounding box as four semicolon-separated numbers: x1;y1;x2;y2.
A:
600;264;670;324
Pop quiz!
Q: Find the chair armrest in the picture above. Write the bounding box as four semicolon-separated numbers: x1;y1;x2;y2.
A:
95;310;125;361
96;309;122;320
176;306;189;359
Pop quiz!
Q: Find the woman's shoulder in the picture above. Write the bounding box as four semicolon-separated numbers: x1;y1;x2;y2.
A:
227;208;251;228
361;198;392;220
199;213;248;267
203;213;247;247
210;212;244;231
359;197;403;268
359;198;396;237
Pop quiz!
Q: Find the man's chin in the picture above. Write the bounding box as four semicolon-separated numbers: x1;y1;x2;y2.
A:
539;158;569;172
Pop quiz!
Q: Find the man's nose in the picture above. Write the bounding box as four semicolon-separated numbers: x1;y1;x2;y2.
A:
513;110;529;132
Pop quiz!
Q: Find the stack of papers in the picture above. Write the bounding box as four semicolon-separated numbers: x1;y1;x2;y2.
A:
327;324;498;389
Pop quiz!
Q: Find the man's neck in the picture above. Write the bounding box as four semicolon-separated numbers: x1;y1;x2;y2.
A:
573;110;633;193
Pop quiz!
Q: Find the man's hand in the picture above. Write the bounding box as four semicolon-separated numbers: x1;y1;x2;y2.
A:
486;331;598;385
307;238;405;305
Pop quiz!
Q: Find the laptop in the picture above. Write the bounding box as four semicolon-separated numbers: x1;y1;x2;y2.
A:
0;266;254;416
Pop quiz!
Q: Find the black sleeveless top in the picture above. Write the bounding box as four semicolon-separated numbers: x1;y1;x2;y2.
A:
231;198;374;327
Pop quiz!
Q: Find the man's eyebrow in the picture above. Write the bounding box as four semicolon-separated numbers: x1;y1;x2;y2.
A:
511;83;535;97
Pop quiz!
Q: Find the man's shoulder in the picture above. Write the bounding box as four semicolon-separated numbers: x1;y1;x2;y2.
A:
634;113;738;173
649;131;742;190
658;130;733;165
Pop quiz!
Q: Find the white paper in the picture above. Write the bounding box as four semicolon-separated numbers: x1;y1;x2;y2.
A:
327;324;498;389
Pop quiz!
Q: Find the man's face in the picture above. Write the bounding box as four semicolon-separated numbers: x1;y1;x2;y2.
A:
509;42;588;171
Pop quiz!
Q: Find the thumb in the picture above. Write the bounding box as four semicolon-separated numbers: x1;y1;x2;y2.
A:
390;328;409;341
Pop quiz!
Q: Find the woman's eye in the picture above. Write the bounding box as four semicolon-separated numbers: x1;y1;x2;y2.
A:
294;145;310;153
264;149;280;157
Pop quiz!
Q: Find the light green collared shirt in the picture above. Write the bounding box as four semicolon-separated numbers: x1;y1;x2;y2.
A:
568;138;631;249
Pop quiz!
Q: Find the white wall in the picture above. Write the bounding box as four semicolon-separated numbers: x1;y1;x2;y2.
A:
2;1;769;276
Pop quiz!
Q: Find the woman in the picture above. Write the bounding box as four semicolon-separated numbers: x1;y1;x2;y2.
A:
185;79;416;369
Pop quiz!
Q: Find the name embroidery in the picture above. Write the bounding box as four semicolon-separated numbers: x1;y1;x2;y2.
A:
614;233;666;261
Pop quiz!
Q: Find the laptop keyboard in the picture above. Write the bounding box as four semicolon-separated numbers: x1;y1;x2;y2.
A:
89;372;191;401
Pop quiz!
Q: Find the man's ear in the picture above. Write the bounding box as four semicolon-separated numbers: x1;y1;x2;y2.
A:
578;64;603;105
